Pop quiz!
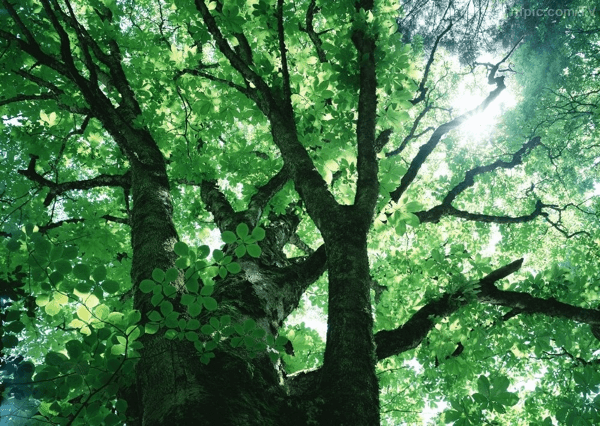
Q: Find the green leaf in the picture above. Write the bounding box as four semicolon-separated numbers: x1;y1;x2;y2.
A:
198;245;210;259
251;227;266;241
213;249;224;262
477;375;490;396
103;280;120;294
65;340;83;359
148;311;163;322
403;201;423;212
140;279;156;293
174;241;189;256
165;329;178;339
92;265;107;281
201;324;215;335
185;331;199;341
145;323;160;334
163;284;177;298
243;318;256;332
218;265;228;278
54;259;72;274
175;257;190;269
188;302;202;317
200;285;214;296
226;262;241;274
220;315;231;327
236;223;249;239
187;319;200;330
181;293;196;305
45;300;61;316
221;231;237;243
160;301;174;316
152;268;166;282
203;296;218;311
235;245;247;257
7;238;21;252
73;263;91;280
151;293;163;307
186;279;200;294
165;267;179;282
45;351;68;366
246;244;261;258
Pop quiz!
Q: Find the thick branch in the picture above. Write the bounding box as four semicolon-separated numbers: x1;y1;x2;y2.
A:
375;258;600;360
352;20;379;215
199;166;290;231
18;155;131;206
245;166;290;227
200;180;239;231
414;200;548;225
374;259;523;360
271;244;327;317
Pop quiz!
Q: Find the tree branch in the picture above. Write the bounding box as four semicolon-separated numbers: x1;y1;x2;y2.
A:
375;258;600;361
38;215;129;233
352;13;379;216
375;259;523;360
175;67;249;95
245;166;290;227
414;200;548;225
196;0;339;233
389;57;508;203
410;21;453;106
386;105;433;157
276;0;292;104
410;136;545;224
299;0;327;63
18;155;131;207
200;179;239;232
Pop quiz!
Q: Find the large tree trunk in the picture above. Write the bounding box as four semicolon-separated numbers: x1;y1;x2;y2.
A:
126;166;329;424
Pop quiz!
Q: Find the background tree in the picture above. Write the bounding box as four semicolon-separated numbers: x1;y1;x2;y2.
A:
1;0;599;425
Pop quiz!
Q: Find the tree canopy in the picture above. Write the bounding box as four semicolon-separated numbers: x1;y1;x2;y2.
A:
1;0;600;425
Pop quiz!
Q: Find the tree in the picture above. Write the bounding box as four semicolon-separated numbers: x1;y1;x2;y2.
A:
1;0;599;425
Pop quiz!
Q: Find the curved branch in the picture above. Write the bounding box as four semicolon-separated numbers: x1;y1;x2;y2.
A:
410;21;453;106
410;136;545;224
18;155;131;206
299;0;328;63
375;258;600;361
390;72;506;203
199;166;290;231
386;105;433;157
414;200;548;225
443;136;541;205
375;259;524;360
245;166;290;227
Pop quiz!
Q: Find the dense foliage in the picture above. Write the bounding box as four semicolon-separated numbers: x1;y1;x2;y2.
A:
1;0;600;425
